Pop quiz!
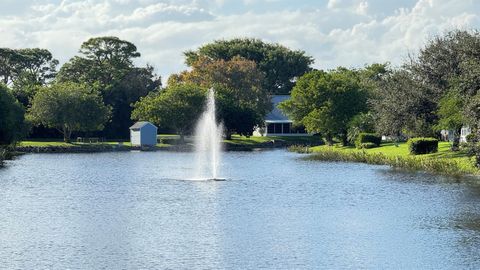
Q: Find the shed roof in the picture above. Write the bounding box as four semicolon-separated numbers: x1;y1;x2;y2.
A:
265;95;292;123
129;121;157;130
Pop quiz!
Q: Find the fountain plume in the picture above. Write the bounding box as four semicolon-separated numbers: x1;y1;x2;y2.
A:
194;88;223;180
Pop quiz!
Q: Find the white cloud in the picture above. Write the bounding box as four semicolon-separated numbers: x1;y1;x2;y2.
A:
0;0;479;84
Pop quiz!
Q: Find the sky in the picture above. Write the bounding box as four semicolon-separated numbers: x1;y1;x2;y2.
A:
1;0;479;82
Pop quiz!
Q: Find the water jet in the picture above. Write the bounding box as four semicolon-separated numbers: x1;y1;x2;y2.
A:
193;88;223;180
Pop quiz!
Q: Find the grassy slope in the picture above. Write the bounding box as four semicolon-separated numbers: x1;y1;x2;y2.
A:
308;142;478;175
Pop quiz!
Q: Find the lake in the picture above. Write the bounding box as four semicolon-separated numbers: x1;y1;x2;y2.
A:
1;150;480;269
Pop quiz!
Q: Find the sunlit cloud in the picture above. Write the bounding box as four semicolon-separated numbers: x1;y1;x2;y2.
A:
0;0;479;82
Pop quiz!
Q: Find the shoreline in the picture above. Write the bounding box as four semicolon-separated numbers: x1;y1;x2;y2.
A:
291;144;479;177
14;139;312;154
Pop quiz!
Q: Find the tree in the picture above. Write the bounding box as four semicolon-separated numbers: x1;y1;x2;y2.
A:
57;36;161;139
0;84;26;145
184;38;313;94
408;30;480;97
399;30;480;136
28;82;111;142
0;48;21;85
279;68;368;145
131;84;206;141
169;56;271;139
0;48;58;106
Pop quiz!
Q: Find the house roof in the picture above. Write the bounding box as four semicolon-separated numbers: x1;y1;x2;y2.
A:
129;121;157;130
265;95;292;122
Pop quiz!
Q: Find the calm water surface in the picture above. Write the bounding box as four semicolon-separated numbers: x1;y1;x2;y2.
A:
1;150;480;269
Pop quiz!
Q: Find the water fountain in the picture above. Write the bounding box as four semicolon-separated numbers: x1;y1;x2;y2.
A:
193;88;224;181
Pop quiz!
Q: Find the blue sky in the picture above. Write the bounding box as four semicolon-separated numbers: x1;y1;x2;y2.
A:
1;0;479;82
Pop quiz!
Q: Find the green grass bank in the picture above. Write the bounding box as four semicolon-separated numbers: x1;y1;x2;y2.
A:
291;142;479;176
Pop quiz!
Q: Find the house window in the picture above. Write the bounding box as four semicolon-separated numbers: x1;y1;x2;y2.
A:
274;123;282;133
267;123;275;134
282;123;291;134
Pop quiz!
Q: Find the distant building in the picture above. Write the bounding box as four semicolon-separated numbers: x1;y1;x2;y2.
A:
440;129;454;142
460;126;471;143
253;95;309;136
130;121;158;146
440;126;471;143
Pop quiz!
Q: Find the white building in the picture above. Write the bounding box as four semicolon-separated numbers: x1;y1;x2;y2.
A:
440;126;471;143
130;121;158;146
253;95;309;136
460;126;471;143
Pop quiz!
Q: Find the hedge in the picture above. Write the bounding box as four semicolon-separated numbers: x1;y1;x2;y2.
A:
355;133;381;149
407;137;438;155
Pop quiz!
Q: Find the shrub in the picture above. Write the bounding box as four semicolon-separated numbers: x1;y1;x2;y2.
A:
407;137;438;155
355;133;381;149
466;133;475;143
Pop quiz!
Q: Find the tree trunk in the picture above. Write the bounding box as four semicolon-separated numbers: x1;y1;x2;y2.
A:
341;133;349;146
474;128;480;168
63;126;71;143
325;133;334;146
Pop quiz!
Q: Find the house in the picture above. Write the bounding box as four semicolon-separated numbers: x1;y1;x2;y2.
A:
440;126;471;143
130;121;158;146
440;129;454;142
253;95;309;136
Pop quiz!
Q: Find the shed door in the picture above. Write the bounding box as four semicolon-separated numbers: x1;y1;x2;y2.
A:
131;131;141;145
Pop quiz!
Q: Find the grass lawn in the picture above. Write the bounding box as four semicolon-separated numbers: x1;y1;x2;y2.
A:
18;139;133;148
308;141;478;175
18;134;321;149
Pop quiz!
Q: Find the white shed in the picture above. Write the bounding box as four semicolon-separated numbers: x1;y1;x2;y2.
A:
130;121;158;146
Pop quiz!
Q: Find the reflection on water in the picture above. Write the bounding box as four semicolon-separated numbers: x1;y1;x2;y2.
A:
1;150;480;269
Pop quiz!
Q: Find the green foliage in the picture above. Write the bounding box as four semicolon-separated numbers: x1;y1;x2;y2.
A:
131;84;206;138
436;91;464;131
466;133;475;143
57;36;161;139
347;112;376;144
79;36;140;65
184;38;313;94
371;69;436;138
279;68;368;145
355;133;381;149
0;48;58;109
0;48;58;86
169;56;271;138
28;82;111;142
0;84;26;144
407;138;439;155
